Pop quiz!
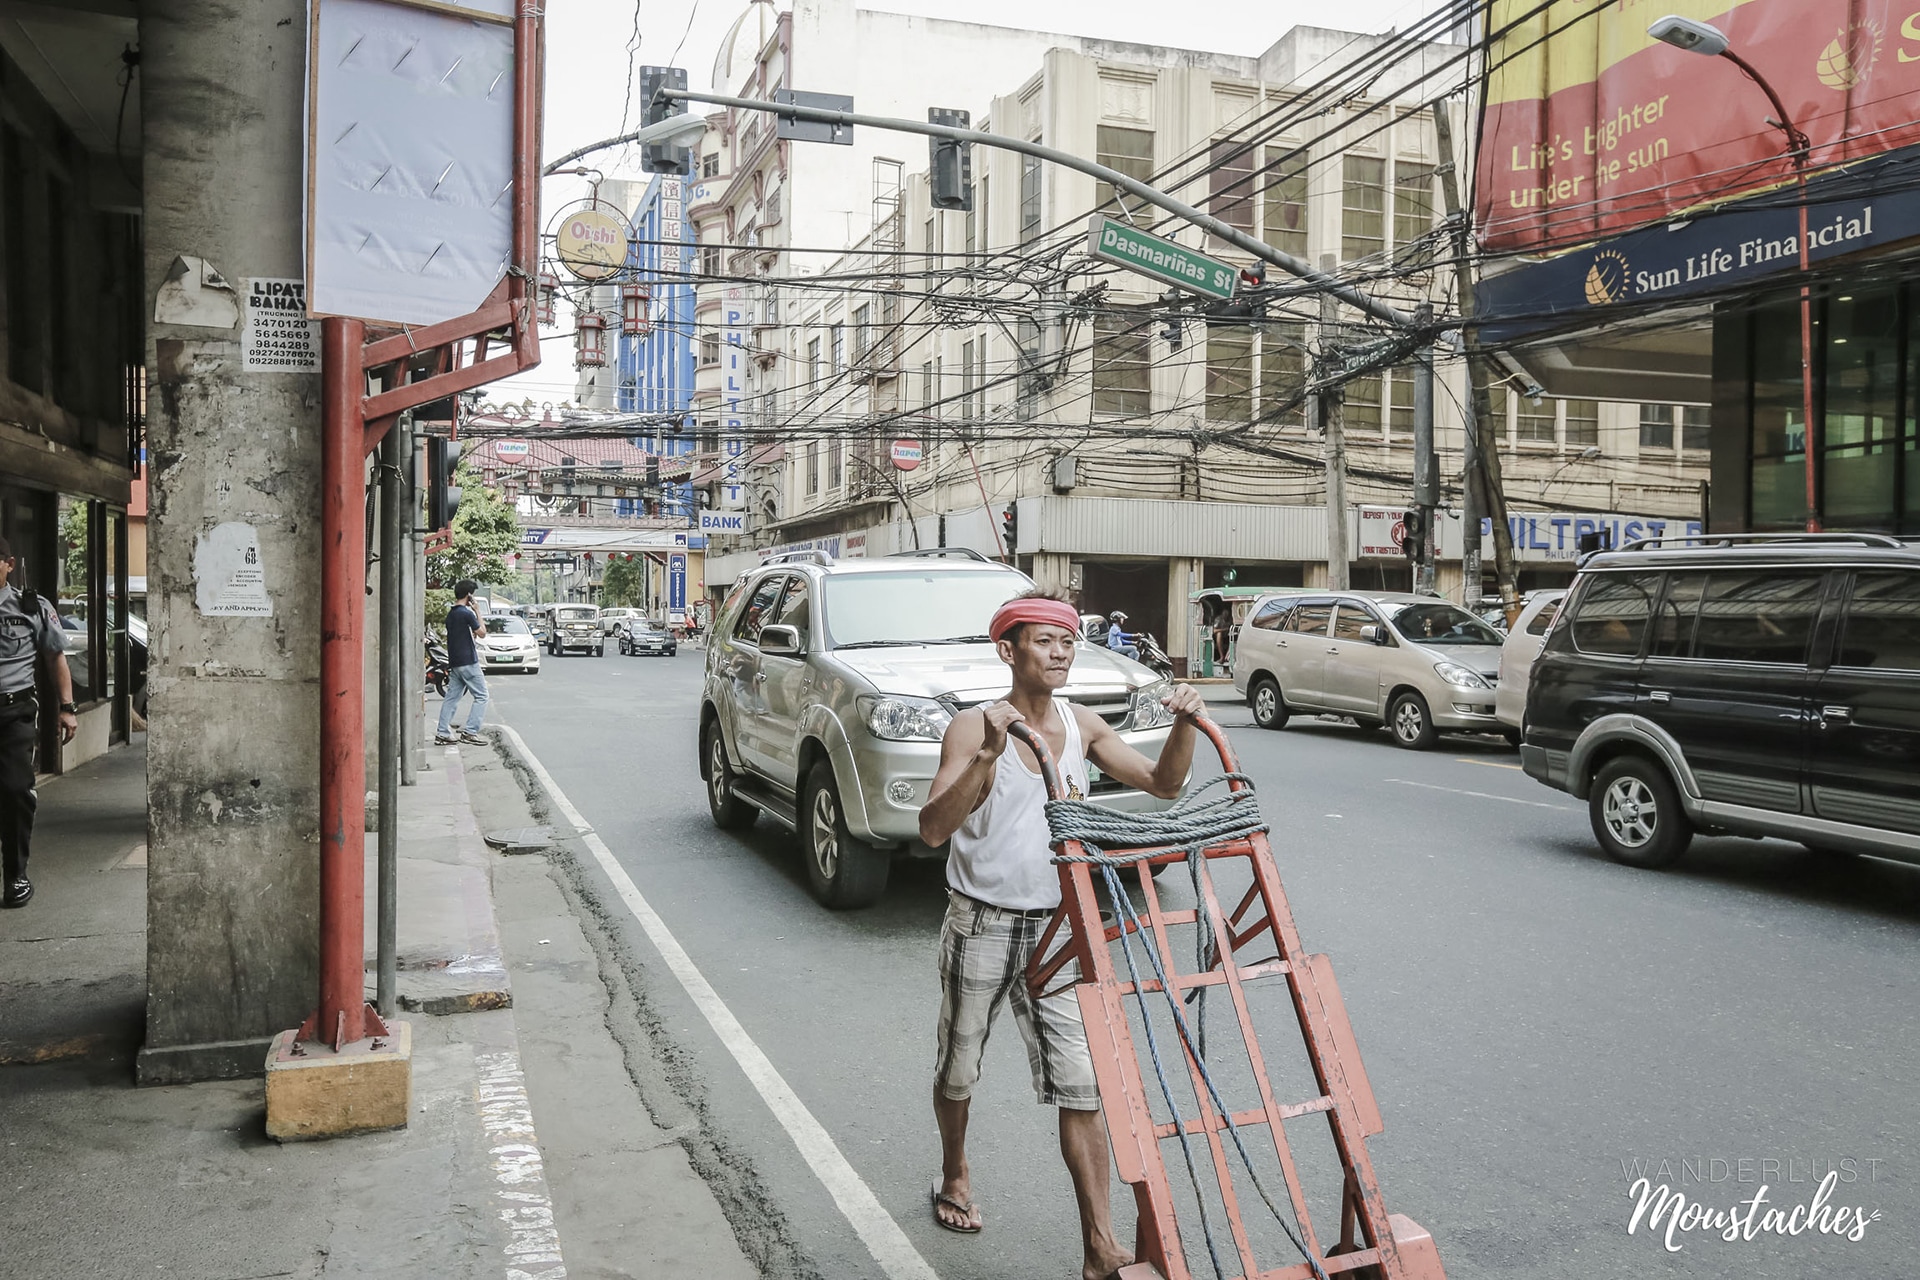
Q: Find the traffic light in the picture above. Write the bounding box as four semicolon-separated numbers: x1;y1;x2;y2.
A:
928;108;973;210
1159;290;1183;350
1239;263;1269;322
1000;505;1018;555
1401;509;1425;561
639;66;692;176
427;438;464;531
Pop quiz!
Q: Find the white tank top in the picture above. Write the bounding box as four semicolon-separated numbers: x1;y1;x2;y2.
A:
947;699;1091;911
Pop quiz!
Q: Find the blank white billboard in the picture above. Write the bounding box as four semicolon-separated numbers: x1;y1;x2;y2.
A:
306;0;517;326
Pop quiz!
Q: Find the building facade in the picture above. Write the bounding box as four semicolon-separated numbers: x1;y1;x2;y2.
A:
706;26;1714;669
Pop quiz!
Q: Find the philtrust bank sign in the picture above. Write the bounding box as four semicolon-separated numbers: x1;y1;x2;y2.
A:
1477;144;1920;343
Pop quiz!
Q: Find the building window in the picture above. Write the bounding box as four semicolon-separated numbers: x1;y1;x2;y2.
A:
1516;396;1556;444
1092;309;1151;416
1096;125;1154;210
1020;153;1042;242
1260;323;1307;427
1206;328;1253;422
960;338;976;422
1344;374;1383;436
1016;317;1043;400
699;243;721;277
806;440;820;495
974;337;987;419
1262;153;1307;260
827;434;843;489
701;152;720;179
1681;405;1711;451
1342;156;1385;262
923;216;935;256
921;359;934;409
698;329;720;366
1640;403;1676;450
978;177;989;252
808;336;823;389
1388;366;1416;441
698;420;719;453
1564;398;1600;448
852;304;871;360
830;323;845;371
1393;161;1435;250
1209;139;1256;231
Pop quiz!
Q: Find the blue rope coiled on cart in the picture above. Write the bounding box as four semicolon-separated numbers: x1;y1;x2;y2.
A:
1045;773;1331;1280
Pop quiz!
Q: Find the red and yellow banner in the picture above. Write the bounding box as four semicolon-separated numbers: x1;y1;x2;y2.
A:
1476;0;1920;253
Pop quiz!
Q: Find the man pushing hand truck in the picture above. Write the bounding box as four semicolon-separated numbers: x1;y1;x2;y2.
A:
918;585;1206;1280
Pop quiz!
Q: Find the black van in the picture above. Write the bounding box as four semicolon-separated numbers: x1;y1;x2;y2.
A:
1520;534;1920;869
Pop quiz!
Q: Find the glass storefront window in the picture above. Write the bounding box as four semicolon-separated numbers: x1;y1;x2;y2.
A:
1823;288;1899;528
1750;298;1810;528
57;495;92;703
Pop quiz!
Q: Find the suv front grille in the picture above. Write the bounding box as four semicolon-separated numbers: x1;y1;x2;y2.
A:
1068;693;1130;728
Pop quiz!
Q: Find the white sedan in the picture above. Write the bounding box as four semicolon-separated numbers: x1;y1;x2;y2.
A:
1495;589;1567;734
480;615;542;674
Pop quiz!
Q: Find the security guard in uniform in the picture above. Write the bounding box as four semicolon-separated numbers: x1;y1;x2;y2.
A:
0;534;78;909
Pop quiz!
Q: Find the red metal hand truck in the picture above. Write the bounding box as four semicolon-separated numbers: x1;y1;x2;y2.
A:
1012;718;1446;1280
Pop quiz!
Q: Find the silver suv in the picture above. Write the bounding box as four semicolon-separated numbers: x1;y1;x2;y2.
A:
699;549;1178;908
1233;590;1507;748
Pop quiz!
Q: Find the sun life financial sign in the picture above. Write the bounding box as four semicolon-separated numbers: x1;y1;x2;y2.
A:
1085;215;1237;301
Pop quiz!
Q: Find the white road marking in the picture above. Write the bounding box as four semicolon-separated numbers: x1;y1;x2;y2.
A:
475;1049;570;1280
1455;757;1524;771
1384;777;1575;811
496;724;940;1280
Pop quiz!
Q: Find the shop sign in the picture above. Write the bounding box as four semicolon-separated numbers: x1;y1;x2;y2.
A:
555;207;627;281
890;439;922;471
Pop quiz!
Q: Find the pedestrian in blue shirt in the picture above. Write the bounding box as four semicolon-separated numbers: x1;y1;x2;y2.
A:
437;579;490;745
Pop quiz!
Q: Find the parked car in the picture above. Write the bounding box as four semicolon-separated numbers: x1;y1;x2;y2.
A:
547;604;603;656
618;619;677;656
1233;590;1506;749
700;549;1177;909
1495;590;1568;734
599;607;640;637
1522;533;1920;870
480;615;541;674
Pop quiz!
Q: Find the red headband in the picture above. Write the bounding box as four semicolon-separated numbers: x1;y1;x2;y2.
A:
990;597;1081;642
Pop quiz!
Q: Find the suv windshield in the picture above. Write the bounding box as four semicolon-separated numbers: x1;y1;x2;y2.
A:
486;617;531;634
1389;601;1502;646
823;570;1027;647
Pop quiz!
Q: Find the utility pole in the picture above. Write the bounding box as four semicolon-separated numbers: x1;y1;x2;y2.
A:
1412;342;1438;596
1432;100;1517;609
1318;260;1349;591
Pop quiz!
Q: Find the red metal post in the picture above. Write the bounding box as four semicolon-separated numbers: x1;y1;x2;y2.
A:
316;315;375;1048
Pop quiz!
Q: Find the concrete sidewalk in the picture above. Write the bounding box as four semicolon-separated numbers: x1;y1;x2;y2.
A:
0;733;759;1279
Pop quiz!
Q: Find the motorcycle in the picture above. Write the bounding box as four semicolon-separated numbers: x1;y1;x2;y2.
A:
1134;632;1175;681
425;635;450;697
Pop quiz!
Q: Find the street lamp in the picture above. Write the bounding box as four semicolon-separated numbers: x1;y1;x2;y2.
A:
1650;15;1819;531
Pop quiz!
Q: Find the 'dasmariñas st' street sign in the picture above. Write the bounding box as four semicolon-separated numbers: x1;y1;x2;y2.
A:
1085;214;1238;301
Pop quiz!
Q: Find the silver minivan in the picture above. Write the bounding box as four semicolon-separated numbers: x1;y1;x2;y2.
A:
1233;591;1508;748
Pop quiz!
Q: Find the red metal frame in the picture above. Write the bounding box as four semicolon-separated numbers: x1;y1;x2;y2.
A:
305;1;545;1051
1013;719;1446;1280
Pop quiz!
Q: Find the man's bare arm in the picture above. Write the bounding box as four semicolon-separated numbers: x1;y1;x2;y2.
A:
1080;686;1208;800
919;705;1019;847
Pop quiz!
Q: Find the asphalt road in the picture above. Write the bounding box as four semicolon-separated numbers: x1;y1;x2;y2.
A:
483;647;1919;1280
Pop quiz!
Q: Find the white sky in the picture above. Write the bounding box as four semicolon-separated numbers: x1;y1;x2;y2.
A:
492;0;1448;404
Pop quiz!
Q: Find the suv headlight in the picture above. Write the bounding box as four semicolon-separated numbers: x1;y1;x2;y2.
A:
858;695;951;741
1129;680;1176;730
1433;661;1491;690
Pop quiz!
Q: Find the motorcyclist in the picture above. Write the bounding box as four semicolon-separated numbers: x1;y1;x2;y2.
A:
1104;610;1140;661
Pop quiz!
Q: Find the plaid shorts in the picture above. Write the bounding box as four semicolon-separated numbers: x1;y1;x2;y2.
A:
934;890;1099;1111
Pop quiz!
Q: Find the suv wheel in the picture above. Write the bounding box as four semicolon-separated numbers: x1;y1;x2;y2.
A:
801;760;889;909
1389;691;1437;750
1249;677;1288;730
703;724;759;830
1590;756;1693;869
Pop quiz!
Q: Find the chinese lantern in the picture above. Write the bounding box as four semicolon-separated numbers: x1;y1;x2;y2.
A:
575;312;607;368
535;268;559;327
620;282;651;336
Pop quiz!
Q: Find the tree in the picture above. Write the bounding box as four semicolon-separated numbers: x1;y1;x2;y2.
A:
59;500;89;597
427;462;521;589
600;555;644;609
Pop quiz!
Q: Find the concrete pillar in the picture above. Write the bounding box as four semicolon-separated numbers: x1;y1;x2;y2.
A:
1166;557;1201;674
138;0;321;1084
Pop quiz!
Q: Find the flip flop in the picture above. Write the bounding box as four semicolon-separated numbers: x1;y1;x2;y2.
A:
930;1179;982;1234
